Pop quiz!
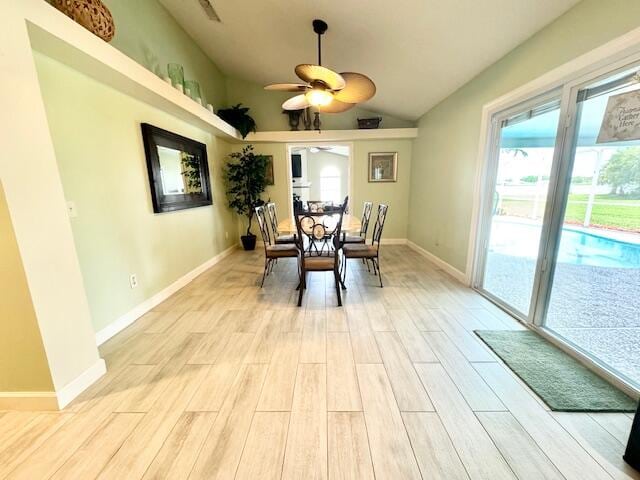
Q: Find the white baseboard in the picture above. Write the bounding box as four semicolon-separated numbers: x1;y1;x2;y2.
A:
0;391;59;411
407;240;469;285
381;238;407;245
95;244;238;346
56;358;106;409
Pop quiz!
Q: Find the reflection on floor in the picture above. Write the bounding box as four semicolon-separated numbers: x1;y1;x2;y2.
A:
0;246;637;479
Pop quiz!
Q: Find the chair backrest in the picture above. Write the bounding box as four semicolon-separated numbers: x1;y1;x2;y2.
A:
255;206;271;251
307;200;333;213
266;202;279;237
360;201;373;237
340;196;349;213
295;197;347;263
370;204;389;248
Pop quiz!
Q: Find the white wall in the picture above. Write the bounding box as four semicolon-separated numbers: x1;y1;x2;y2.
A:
0;1;103;403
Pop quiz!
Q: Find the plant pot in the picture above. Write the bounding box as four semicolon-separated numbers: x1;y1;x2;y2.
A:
241;235;257;251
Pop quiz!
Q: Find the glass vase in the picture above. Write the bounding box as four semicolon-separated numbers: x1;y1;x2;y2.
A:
167;63;184;89
184;80;202;103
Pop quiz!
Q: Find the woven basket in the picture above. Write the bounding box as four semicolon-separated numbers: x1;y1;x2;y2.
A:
50;0;115;42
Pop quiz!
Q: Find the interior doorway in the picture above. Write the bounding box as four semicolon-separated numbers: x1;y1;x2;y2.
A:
286;144;353;217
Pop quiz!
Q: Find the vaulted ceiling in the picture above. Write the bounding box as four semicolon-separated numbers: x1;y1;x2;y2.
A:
158;0;581;120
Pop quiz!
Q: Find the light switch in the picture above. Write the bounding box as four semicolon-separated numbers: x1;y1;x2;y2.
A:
67;201;78;218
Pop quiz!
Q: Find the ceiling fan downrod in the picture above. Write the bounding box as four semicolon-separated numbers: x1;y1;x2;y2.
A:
312;19;328;66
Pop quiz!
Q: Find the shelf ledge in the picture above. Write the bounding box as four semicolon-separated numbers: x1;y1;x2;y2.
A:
245;128;418;143
24;0;243;142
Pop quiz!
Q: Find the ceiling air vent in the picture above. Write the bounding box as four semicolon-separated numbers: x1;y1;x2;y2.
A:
197;0;221;22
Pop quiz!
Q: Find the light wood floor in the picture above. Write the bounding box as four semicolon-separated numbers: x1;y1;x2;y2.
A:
1;246;638;479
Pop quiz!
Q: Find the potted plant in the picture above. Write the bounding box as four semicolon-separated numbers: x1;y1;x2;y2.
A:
217;104;257;139
225;145;268;250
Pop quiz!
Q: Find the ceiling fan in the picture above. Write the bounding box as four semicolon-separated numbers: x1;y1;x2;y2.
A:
264;19;376;113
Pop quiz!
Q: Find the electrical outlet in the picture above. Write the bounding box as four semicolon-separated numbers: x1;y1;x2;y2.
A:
129;274;138;289
67;201;78;218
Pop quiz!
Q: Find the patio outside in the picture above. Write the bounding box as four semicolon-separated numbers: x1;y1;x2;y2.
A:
484;145;640;387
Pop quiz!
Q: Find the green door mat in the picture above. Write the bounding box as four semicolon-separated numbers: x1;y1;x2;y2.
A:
475;330;638;412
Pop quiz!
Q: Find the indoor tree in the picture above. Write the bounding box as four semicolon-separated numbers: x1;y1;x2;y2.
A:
225;145;268;250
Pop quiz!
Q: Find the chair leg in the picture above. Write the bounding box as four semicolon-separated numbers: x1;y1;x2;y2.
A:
260;258;270;288
374;257;383;288
339;257;348;290
365;258;371;273
334;269;342;307
297;268;305;307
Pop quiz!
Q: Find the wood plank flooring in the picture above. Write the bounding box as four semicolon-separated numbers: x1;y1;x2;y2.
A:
0;246;637;479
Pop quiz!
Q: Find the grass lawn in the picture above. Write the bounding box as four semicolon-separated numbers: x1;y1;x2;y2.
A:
499;194;640;232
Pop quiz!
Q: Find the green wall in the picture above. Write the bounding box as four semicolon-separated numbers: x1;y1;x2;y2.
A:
240;138;412;239
0;183;54;392
103;0;227;110
409;0;640;273
35;53;237;333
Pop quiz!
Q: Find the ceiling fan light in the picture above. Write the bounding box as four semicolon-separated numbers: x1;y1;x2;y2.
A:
305;89;333;107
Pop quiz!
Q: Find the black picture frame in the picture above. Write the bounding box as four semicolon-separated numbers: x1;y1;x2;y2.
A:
141;123;212;213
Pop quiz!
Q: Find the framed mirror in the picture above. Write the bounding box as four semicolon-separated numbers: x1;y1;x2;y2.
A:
141;123;212;213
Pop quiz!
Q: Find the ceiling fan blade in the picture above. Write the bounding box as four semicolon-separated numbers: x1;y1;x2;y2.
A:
282;94;311;111
295;64;346;90
333;72;376;103
264;83;309;92
319;99;355;113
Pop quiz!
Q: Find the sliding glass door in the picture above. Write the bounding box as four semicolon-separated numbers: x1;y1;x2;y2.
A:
476;61;640;391
478;97;561;318
542;68;640;387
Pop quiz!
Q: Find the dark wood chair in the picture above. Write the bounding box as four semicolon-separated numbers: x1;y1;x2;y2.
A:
266;202;295;244
294;197;347;306
342;204;389;288
342;201;373;246
255;205;299;287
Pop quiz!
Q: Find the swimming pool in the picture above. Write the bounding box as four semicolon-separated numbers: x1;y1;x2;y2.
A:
489;218;640;269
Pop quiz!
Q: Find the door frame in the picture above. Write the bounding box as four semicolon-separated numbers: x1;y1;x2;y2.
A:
470;40;640;398
284;142;355;221
472;88;564;324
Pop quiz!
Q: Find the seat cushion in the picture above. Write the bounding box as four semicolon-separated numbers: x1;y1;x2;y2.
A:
342;244;378;258
266;244;298;258
304;255;337;271
342;235;365;244
275;234;296;244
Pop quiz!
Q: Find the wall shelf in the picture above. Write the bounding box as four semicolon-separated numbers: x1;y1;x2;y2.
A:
246;128;418;143
23;2;417;146
24;1;243;142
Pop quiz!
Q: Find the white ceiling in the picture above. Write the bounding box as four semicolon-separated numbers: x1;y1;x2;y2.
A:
158;0;581;120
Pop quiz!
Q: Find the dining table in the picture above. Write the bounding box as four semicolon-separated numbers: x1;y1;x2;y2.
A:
277;213;362;235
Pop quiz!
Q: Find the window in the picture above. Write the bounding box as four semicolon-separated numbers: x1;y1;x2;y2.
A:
320;166;341;203
475;58;640;392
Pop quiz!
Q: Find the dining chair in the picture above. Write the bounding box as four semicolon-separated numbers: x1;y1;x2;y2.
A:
342;200;373;245
266;202;295;244
255;205;299;287
294;197;347;306
342;204;389;288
